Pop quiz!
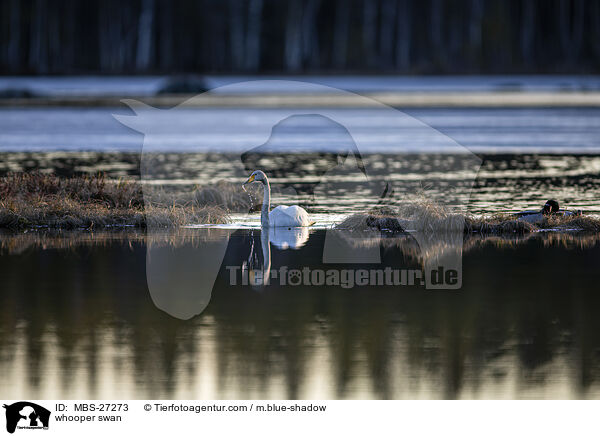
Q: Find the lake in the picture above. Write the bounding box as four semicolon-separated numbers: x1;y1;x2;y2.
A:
1;100;600;399
1;229;600;399
1;105;600;214
1;106;600;154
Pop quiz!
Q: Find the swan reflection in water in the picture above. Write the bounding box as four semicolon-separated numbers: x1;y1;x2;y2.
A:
243;226;310;289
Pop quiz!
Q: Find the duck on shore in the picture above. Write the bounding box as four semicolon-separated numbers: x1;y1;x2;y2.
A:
515;199;582;224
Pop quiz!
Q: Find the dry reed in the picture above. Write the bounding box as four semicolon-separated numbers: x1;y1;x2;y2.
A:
0;172;230;229
336;199;600;235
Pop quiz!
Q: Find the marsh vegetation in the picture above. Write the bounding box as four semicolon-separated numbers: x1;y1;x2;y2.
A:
336;201;600;235
0;172;256;229
3;171;600;235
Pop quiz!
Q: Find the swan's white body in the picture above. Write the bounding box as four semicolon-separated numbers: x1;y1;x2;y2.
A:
244;170;312;228
245;223;310;288
269;225;309;249
269;205;311;227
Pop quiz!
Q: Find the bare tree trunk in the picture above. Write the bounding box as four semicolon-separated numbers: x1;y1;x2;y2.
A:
117;3;129;71
229;0;245;70
362;0;378;68
395;0;411;70
98;0;114;71
520;0;535;67
379;0;397;68
112;1;125;71
7;0;21;72
558;0;584;64
213;7;228;71
29;0;48;73
285;0;303;71
159;1;173;70
333;0;350;69
591;0;600;58
63;0;76;72
245;0;263;71
48;1;61;72
430;0;444;68
469;0;483;54
121;3;137;72
136;0;155;71
302;0;321;69
448;8;462;70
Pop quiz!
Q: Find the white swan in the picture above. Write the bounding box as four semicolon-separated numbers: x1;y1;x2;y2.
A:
244;218;310;288
269;226;309;249
245;227;271;288
243;170;313;227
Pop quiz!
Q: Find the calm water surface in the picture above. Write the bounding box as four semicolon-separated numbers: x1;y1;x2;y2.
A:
1;103;600;399
1;107;599;154
1;230;600;399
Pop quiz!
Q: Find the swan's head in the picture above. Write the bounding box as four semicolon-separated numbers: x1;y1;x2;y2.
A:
243;170;267;186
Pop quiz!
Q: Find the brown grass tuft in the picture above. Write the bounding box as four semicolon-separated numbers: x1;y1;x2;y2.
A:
0;172;229;229
463;215;536;234
336;199;600;235
193;180;261;212
336;201;464;233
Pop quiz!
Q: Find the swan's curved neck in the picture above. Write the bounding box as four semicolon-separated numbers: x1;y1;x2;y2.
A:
261;177;271;227
261;227;271;283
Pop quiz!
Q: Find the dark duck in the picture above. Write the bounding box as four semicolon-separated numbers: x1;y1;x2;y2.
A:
514;199;582;224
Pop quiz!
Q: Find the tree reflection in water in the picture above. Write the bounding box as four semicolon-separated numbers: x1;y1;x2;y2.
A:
1;229;600;399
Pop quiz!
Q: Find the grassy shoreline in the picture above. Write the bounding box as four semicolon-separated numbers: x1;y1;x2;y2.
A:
335;204;600;234
4;172;600;233
0;172;237;229
2;91;600;108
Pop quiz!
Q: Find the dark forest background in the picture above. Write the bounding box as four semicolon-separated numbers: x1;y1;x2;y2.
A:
1;0;599;75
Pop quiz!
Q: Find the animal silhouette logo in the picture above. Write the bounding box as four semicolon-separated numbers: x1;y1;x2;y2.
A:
3;402;50;434
115;80;482;319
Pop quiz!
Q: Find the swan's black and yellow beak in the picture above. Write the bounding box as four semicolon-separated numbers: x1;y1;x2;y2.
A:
242;174;255;186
